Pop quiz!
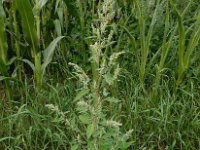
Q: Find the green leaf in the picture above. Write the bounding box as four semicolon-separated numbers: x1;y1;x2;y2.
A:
13;0;39;52
104;97;120;103
39;0;49;10
54;19;62;36
0;137;15;143
0;2;8;74
86;124;95;139
0;76;21;84
71;145;78;150
104;73;113;85
63;0;79;18
119;141;134;150
33;0;49;14
184;11;200;67
20;59;35;71
7;57;17;66
41;36;65;76
74;88;90;102
79;114;91;124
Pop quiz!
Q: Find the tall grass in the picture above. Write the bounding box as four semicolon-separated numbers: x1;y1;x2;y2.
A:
134;0;161;89
0;0;200;149
170;0;200;87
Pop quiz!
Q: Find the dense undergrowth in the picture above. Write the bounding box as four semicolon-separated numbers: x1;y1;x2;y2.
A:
0;0;200;149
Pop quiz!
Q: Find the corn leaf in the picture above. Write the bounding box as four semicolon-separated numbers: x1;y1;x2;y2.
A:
41;36;65;76
13;0;39;52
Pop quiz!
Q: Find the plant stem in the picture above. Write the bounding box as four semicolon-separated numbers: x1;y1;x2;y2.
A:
35;0;40;42
35;0;42;94
12;8;22;82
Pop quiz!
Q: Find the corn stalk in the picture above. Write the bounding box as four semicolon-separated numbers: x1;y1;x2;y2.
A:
0;2;12;109
13;0;41;93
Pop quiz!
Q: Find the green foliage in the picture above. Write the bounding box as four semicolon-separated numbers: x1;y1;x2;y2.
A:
0;0;200;149
0;2;7;68
13;0;39;50
0;2;12;106
170;0;200;86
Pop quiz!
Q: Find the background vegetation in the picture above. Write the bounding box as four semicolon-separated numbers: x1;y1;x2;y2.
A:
0;0;200;149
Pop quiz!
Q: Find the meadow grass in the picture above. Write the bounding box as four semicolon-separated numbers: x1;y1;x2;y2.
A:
0;0;200;149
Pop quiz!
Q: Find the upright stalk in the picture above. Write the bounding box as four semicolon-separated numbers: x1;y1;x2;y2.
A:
0;3;12;110
12;8;22;82
13;0;42;94
35;0;42;93
170;0;200;87
35;0;40;42
91;42;100;150
134;0;160;89
93;79;100;150
154;1;192;88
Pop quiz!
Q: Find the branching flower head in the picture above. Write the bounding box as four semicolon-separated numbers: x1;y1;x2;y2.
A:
123;129;134;141
109;51;125;66
113;64;121;81
97;0;117;34
90;42;102;65
105;120;122;128
68;62;90;87
45;104;70;125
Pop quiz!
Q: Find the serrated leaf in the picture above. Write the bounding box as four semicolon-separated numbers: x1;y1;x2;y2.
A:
86;124;94;139
79;114;91;124
74;88;90;102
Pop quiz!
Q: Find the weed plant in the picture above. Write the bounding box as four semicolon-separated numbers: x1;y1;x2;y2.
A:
0;0;200;149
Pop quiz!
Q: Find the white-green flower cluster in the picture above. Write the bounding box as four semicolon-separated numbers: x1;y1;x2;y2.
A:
68;62;90;87
105;120;122;127
90;0;117;65
98;0;116;34
109;51;125;66
68;1;133;149
45;104;70;126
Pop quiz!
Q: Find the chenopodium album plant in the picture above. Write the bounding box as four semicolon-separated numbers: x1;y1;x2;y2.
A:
68;1;133;149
